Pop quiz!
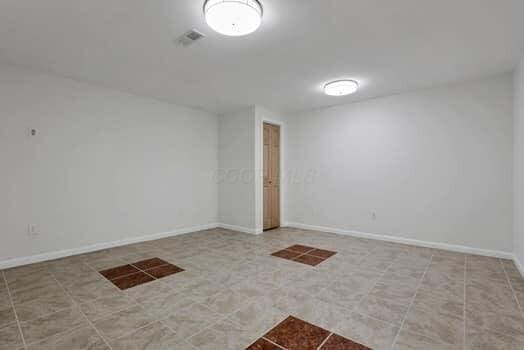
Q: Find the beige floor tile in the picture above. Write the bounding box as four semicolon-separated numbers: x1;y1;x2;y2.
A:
6;272;56;293
228;298;288;338
110;322;182;350
138;291;195;319
65;278;122;303
161;303;222;342
0;305;17;328
368;280;418;304
15;292;75;322
356;294;409;325
201;288;251;315
27;325;109;350
0;323;24;350
0;291;10;308
393;329;461;350
403;293;464;346
289;298;349;332
466;301;524;340
466;327;524;350
79;294;137;322
466;279;519;313
93;305;155;341
317;271;380;308
509;276;524;293
189;319;254;350
20;306;87;345
333;311;399;350
10;283;65;305
418;272;464;303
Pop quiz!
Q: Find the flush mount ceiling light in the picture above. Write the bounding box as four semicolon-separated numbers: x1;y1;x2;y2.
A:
204;0;263;36
324;80;359;96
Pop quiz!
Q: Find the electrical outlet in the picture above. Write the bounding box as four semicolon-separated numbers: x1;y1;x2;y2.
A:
28;224;38;236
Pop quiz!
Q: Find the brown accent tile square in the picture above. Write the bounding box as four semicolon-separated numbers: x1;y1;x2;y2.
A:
293;254;326;266
271;249;302;260
320;333;371;349
264;316;330;350
246;338;282;350
145;264;184;279
308;249;337;259
132;258;168;270
111;272;155;290
286;245;315;254
99;264;140;280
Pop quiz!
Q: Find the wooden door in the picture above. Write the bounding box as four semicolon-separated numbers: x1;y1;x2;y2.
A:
263;123;280;230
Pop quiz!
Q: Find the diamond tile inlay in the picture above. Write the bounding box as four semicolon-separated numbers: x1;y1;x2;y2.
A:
247;315;371;350
270;245;337;266
98;258;184;290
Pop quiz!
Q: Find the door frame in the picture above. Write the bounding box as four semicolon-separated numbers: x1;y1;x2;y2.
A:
255;117;284;233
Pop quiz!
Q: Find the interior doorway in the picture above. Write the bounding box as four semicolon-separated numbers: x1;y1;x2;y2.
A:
263;122;281;230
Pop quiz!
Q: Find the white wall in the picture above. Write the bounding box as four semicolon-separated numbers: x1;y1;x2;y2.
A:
0;64;218;263
286;75;514;253
515;58;524;267
218;107;257;232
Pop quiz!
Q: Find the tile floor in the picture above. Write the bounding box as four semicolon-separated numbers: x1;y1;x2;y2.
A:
1;227;524;349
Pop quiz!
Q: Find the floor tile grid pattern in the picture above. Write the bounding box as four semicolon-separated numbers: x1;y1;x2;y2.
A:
3;231;516;348
1;270;27;350
389;254;434;349
89;254;260;350
73;256;199;349
46;270;114;350
5;256;192;349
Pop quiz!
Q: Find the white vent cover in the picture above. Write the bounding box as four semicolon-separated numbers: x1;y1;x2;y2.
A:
176;30;206;47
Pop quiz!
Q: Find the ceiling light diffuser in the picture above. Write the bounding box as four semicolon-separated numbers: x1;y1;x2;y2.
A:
324;80;359;96
204;0;263;36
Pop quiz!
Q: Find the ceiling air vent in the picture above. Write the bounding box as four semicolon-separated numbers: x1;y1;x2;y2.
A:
176;29;206;47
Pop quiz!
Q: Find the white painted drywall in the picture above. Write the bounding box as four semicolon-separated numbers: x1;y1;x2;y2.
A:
217;107;257;232
0;63;218;262
286;75;514;252
515;57;524;268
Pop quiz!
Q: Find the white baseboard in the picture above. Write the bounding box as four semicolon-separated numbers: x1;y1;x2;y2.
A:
286;222;513;259
0;223;219;269
217;223;259;235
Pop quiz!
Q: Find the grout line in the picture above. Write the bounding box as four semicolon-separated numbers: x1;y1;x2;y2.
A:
261;336;287;350
2;270;28;350
389;252;434;350
47;271;114;350
316;332;333;349
7;305;78;327
352;252;401;312
161;303;232;346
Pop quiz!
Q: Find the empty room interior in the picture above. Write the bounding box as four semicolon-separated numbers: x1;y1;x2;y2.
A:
2;1;524;349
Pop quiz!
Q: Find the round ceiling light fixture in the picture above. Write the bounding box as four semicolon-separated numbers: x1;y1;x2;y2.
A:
324;80;359;96
204;0;263;36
